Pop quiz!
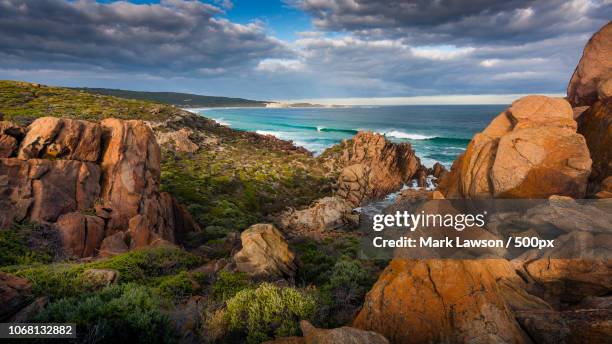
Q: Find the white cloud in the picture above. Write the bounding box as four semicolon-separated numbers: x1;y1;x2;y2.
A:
256;59;305;72
411;45;475;60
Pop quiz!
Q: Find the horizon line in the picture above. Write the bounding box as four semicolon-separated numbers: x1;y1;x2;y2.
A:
275;93;566;106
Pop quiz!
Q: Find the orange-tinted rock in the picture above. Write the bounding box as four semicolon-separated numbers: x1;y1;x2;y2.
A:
98;231;129;258
0;158;101;227
325;131;420;205
156;128;199;153
56;212;105;258
0;272;32;321
353;259;530;344
577;98;612;185
277;196;358;233
18;117;102;162
567;22;612;107
233;224;296;279
438;96;591;199
0;121;24;158
300;320;388;344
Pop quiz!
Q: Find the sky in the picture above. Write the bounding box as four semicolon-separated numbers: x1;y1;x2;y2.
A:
0;0;610;104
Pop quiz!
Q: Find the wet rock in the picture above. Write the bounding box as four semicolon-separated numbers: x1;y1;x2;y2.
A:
18;117;102;162
233;224;296;279
277;196;358;233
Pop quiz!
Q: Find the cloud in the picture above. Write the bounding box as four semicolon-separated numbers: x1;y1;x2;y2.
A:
293;0;611;45
256;59;306;72
0;0;289;77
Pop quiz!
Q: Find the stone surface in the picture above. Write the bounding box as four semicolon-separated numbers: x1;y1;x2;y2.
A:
353;259;530;344
82;269;119;288
156;128;199;153
0;158;101;227
324;131;420;205
300;320;388;344
567;22;612;107
516;309;612;344
577;98;612;185
8;297;48;323
277;196;358;233
56;212;106;258
437;96;591;199
18;117;102;162
0;121;24;158
233;224;296;279
98;231;129;258
0;272;33;321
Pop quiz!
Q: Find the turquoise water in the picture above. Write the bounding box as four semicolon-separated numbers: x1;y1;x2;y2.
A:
194;105;506;167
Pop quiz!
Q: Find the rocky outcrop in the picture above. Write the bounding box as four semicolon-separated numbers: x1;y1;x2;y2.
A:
567;22;612;107
277;196;358;233
437;95;592;199
0;116;198;257
0;158;101;227
323;131;420;206
353;259;531;344
156;128;199;153
233;224;296;280
516;309;612;344
0;121;24;158
0;272;33;321
266;321;388;344
18;117;102;161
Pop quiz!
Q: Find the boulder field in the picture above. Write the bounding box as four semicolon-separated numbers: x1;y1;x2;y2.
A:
0;116;199;258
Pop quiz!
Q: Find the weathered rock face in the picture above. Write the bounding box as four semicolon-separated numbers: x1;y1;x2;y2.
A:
324;131;420;205
567;22;612;107
156;128;199;153
300;320;388;344
0;272;33;321
516;309;612;344
438;96;592;199
18;117;102;162
277;196;358;233
233;224;296;279
353;259;530;344
0;158;101;228
577;96;612;186
0;121;24;158
0;116;198;257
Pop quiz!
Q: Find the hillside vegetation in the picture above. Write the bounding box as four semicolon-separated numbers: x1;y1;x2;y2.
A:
74;87;268;108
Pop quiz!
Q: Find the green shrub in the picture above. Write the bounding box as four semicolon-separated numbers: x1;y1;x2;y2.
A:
317;260;375;327
36;283;176;344
225;283;316;343
0;222;55;267
154;271;204;303
7;263;89;299
88;246;202;283
212;271;251;302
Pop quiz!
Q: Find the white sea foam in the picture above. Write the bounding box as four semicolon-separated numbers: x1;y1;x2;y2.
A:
212;118;231;126
316;126;325;132
256;130;284;137
382;130;434;140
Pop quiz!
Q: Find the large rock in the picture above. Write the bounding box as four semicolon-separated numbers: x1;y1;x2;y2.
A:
438;96;591;199
577;97;612;186
567;22;612;107
322;131;420;205
0;272;33;321
277;196;358;233
18;117;102;162
516;309;612;344
0;121;24;158
353;259;530;344
0;158;101;227
156;128;199;153
56;212;106;258
300;320;388;344
233;224;296;279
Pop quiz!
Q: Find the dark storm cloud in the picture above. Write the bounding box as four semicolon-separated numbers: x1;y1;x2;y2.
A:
293;0;611;45
0;0;289;75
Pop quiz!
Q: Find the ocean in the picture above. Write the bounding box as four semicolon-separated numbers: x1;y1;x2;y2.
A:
193;105;506;167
